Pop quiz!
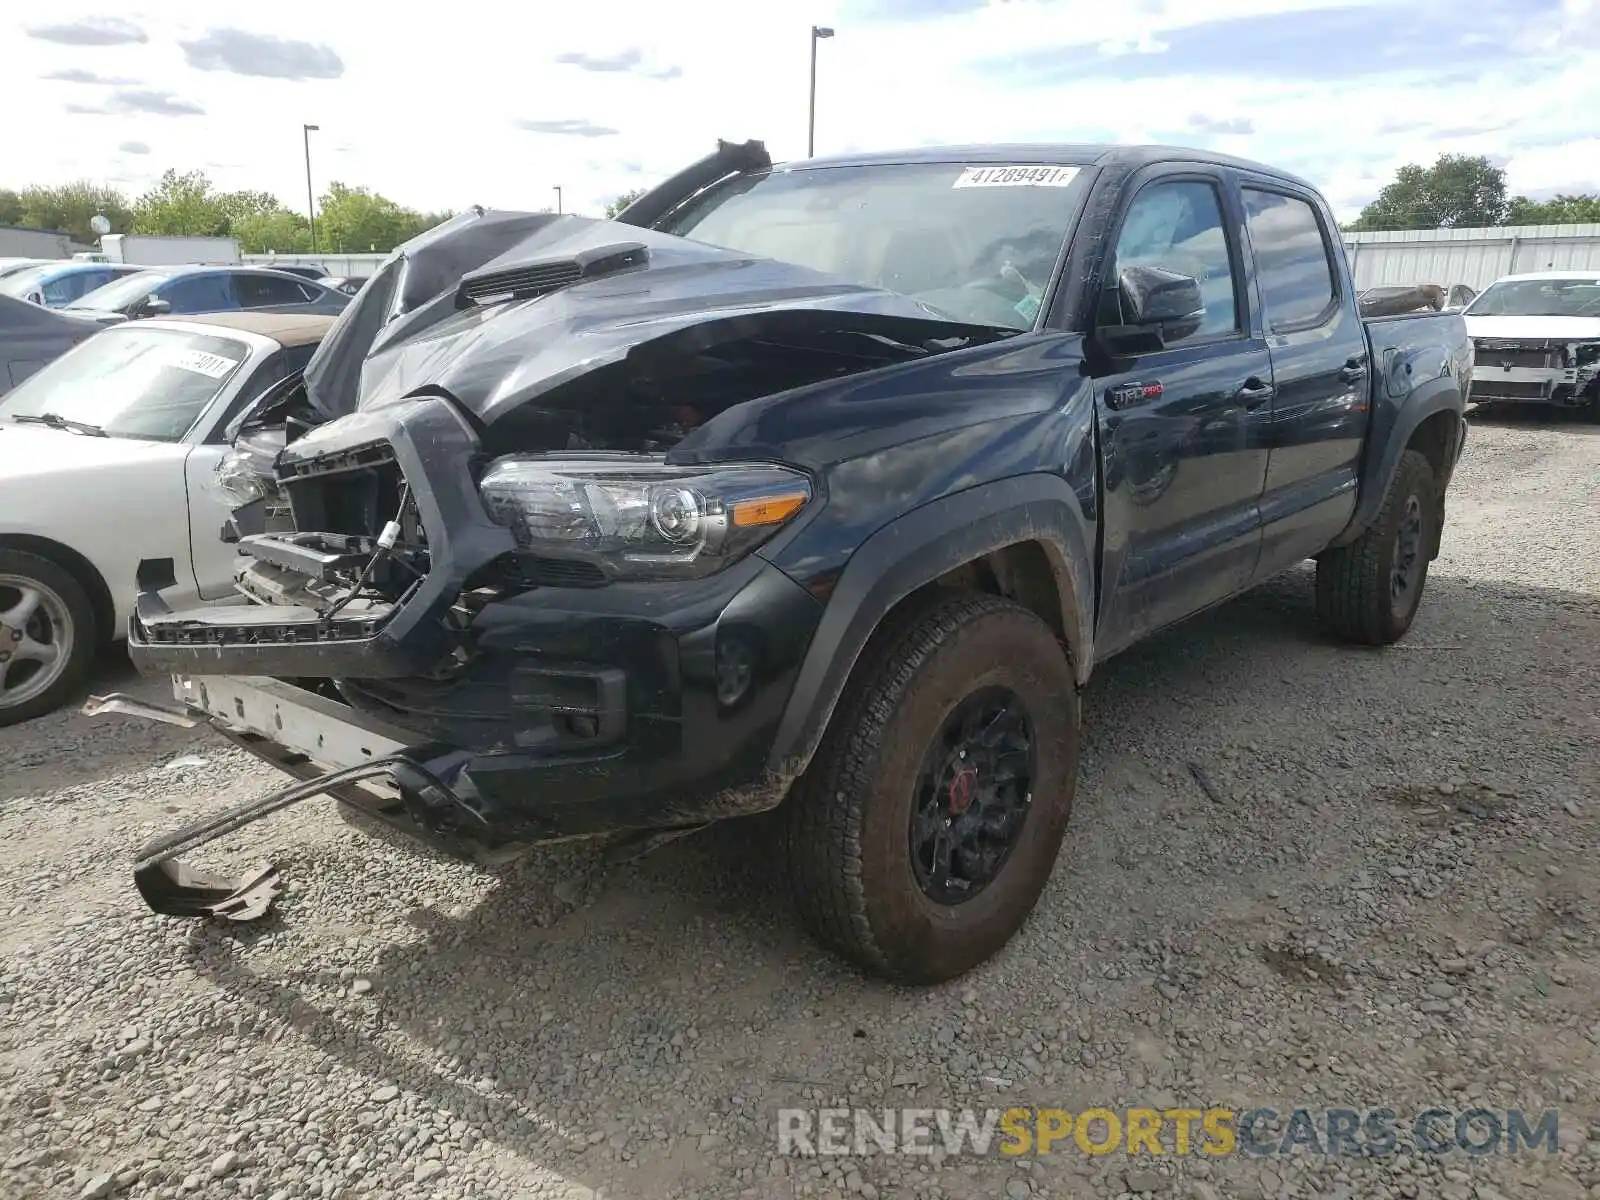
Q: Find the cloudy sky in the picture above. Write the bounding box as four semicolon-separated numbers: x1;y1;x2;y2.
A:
2;0;1596;223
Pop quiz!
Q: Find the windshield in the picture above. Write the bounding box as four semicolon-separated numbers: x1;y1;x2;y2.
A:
1466;278;1600;318
0;325;250;441
659;161;1090;330
70;270;168;312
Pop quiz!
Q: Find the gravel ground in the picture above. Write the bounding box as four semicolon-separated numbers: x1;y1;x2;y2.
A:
2;412;1597;1200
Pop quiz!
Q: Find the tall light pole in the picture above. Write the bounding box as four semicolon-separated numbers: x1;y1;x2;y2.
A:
553;185;563;215
808;25;834;159
302;123;319;253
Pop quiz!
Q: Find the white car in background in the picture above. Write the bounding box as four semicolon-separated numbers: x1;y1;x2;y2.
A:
1462;271;1600;420
0;312;334;725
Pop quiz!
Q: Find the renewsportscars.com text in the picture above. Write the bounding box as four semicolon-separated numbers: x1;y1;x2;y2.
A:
776;1106;1560;1158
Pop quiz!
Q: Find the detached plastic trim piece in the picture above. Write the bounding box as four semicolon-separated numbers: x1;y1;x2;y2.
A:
132;757;410;922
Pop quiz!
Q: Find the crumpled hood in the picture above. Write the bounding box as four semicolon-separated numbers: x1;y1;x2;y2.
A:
302;208;1006;428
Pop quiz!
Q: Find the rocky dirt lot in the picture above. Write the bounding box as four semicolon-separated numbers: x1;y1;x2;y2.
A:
2;413;1597;1200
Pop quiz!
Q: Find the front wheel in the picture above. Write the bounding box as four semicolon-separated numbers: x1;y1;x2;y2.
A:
783;593;1080;985
1315;449;1437;646
0;549;98;727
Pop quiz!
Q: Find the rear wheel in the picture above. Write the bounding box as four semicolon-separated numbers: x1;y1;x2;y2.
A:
1315;449;1437;646
0;549;97;727
783;593;1079;985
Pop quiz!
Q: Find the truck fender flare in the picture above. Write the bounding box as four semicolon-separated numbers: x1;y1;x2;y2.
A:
765;473;1095;780
1331;374;1464;549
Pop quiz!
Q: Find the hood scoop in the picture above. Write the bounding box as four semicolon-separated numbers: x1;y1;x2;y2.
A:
457;241;650;309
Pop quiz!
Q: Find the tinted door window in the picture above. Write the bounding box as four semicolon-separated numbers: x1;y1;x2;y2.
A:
160;274;236;314
76;270;116;300
236;274;314;308
40;274;82;305
1242;189;1338;330
1105;180;1239;343
41;270;106;305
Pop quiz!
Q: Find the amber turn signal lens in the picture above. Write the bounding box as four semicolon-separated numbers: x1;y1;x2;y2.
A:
731;493;807;527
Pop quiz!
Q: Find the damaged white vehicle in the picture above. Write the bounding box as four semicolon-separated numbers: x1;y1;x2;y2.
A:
1462;271;1600;419
0;313;332;725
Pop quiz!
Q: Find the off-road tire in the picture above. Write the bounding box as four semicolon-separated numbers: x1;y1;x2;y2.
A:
0;547;98;728
783;592;1079;985
1315;449;1437;646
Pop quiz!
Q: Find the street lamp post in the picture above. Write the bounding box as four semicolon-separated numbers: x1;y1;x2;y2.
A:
808;25;834;159
553;185;563;215
302;123;319;253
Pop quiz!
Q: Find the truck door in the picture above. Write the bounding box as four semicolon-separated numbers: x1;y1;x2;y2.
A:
1090;169;1276;656
1238;184;1370;575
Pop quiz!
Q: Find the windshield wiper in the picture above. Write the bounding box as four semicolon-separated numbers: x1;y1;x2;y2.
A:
8;412;109;437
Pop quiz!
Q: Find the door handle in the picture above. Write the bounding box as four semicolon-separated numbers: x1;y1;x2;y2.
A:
1339;358;1368;383
1236;378;1275;409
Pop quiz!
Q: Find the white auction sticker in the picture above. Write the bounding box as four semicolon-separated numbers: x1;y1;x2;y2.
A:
167;348;239;379
953;165;1080;189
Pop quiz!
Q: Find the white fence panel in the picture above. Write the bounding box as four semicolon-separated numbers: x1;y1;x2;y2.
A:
1343;224;1600;291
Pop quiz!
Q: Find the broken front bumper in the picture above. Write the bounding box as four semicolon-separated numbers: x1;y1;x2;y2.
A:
166;674;525;858
130;395;515;678
126;391;825;871
96;674;514;920
1469;363;1597;406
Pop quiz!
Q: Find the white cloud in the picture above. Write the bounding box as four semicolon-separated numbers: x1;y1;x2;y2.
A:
1;0;1596;224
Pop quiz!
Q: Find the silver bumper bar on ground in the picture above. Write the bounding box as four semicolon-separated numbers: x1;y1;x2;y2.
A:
86;676;486;921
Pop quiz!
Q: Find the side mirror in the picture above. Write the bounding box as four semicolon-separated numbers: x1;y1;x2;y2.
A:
140;296;172;317
1096;266;1205;355
1120;265;1204;330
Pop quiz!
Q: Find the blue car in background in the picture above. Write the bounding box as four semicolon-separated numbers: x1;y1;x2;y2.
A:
63;265;351;325
0;261;146;308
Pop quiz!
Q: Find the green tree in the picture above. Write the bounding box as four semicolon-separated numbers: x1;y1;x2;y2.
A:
1;168;451;251
312;182;448;252
215;189;282;227
232;210;312;254
132;169;230;236
1348;155;1509;231
1506;193;1600;225
604;187;647;219
2;181;133;242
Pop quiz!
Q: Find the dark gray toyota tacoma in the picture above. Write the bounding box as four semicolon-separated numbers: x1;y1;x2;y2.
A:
107;141;1471;984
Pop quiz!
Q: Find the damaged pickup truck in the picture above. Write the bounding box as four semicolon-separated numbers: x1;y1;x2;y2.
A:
108;141;1471;984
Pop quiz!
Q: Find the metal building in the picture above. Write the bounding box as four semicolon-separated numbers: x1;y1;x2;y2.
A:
1343;223;1600;292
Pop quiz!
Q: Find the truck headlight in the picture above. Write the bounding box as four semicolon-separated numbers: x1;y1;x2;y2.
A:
1571;342;1600;369
478;457;812;581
